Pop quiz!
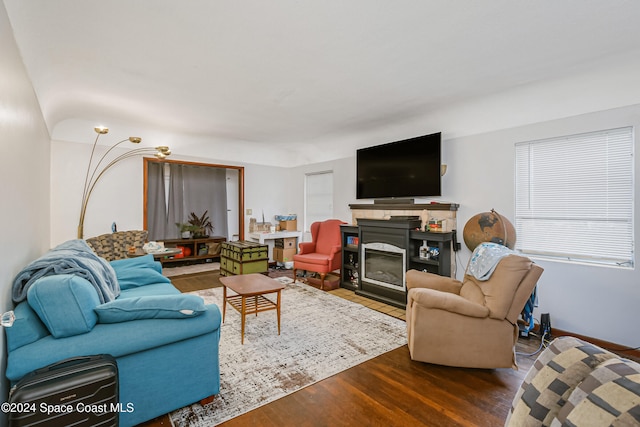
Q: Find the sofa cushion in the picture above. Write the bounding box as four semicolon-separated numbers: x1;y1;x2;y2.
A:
115;268;170;290
27;275;100;338
552;357;640;426
507;337;617;426
95;294;206;323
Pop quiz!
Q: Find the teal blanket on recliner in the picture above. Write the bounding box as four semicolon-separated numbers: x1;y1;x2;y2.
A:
12;239;120;303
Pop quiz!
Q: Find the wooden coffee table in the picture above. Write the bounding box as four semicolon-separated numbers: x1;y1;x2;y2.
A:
219;273;286;344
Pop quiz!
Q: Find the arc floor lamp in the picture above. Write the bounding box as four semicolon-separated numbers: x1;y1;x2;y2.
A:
77;126;171;239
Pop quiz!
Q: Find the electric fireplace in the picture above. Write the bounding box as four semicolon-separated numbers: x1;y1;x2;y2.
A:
361;242;406;291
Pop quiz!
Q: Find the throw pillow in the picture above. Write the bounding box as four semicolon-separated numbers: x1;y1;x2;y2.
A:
94;294;206;323
27;274;100;338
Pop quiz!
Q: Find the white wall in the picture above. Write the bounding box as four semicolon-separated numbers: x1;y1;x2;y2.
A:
289;103;640;347
443;104;640;347
0;2;51;420
50;139;292;245
288;157;354;242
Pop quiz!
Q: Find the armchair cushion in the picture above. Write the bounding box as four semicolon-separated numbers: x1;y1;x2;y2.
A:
460;255;535;319
294;252;334;267
95;294;206;323
27;274;100;338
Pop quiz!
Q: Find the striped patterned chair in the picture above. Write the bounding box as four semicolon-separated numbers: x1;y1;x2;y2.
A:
86;230;148;261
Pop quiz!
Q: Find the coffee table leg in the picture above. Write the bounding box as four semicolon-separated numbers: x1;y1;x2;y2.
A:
222;286;227;323
277;290;282;335
241;296;246;345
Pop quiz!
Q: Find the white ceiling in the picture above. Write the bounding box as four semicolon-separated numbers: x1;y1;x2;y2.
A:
5;1;640;166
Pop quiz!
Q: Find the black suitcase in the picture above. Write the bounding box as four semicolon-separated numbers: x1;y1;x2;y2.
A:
8;354;119;427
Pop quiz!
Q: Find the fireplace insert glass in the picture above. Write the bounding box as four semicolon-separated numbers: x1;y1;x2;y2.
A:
362;243;406;291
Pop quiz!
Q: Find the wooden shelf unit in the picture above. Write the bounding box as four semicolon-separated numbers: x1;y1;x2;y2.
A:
408;230;452;277
340;225;360;291
159;236;226;265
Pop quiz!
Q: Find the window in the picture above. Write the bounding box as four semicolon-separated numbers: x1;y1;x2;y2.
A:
304;171;334;232
515;127;634;267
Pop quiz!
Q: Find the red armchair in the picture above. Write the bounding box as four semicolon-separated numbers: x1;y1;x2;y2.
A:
293;219;346;289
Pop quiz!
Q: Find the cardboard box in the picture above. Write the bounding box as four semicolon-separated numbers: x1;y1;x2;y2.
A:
273;247;296;262
279;219;297;231
275;237;297;249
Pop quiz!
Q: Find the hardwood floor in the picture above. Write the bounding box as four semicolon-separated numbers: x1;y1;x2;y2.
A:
139;269;541;427
212;344;536;427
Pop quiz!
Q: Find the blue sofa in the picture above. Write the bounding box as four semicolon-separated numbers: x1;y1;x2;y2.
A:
6;243;221;427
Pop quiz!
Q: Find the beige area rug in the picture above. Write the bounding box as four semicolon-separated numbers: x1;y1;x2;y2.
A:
170;278;407;426
162;261;220;277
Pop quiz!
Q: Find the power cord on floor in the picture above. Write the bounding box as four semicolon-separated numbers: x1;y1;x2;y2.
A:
516;330;550;357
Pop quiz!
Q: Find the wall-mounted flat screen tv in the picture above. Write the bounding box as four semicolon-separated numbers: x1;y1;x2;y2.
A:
356;132;441;200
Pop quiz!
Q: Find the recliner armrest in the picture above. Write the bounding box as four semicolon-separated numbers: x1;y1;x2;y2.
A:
406;269;463;294
408;288;489;318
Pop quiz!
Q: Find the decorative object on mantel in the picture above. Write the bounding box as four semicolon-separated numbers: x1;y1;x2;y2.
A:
77;127;171;238
462;209;516;251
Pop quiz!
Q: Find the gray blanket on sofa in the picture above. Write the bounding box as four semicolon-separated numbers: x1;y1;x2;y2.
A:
12;239;120;304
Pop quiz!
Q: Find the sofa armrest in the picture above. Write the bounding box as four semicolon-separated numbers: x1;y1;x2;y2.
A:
406;269;463;294
408;288;489;318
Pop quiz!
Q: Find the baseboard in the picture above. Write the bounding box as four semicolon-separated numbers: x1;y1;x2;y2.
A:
525;323;640;361
551;328;640;360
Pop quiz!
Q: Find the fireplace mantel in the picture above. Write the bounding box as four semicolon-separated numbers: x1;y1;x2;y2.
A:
349;202;458;211
348;202;458;232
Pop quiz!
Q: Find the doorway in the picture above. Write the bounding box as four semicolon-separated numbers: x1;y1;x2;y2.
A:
143;158;244;241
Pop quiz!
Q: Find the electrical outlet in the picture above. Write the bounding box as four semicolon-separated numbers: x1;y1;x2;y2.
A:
540;313;552;338
246;209;252;215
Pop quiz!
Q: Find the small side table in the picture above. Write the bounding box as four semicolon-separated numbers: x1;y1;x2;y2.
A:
219;273;286;344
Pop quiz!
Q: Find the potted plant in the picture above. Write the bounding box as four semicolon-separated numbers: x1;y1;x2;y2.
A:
187;210;214;238
176;223;199;239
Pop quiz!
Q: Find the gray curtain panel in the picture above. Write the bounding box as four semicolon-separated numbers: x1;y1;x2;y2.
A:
182;165;228;238
146;162;168;240
147;163;229;240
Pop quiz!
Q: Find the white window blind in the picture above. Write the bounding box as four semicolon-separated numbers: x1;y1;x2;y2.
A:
515;127;634;267
305;171;334;232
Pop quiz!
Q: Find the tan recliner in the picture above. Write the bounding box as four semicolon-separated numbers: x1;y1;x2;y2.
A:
406;254;543;369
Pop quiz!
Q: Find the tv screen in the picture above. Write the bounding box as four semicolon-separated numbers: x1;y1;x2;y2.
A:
356;132;441;200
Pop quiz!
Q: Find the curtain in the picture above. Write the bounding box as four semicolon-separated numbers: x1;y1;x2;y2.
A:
147;163;229;239
146;162;168;240
182;165;228;239
167;163;186;239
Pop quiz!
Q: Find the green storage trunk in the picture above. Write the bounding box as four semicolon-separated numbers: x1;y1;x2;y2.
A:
220;241;269;276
